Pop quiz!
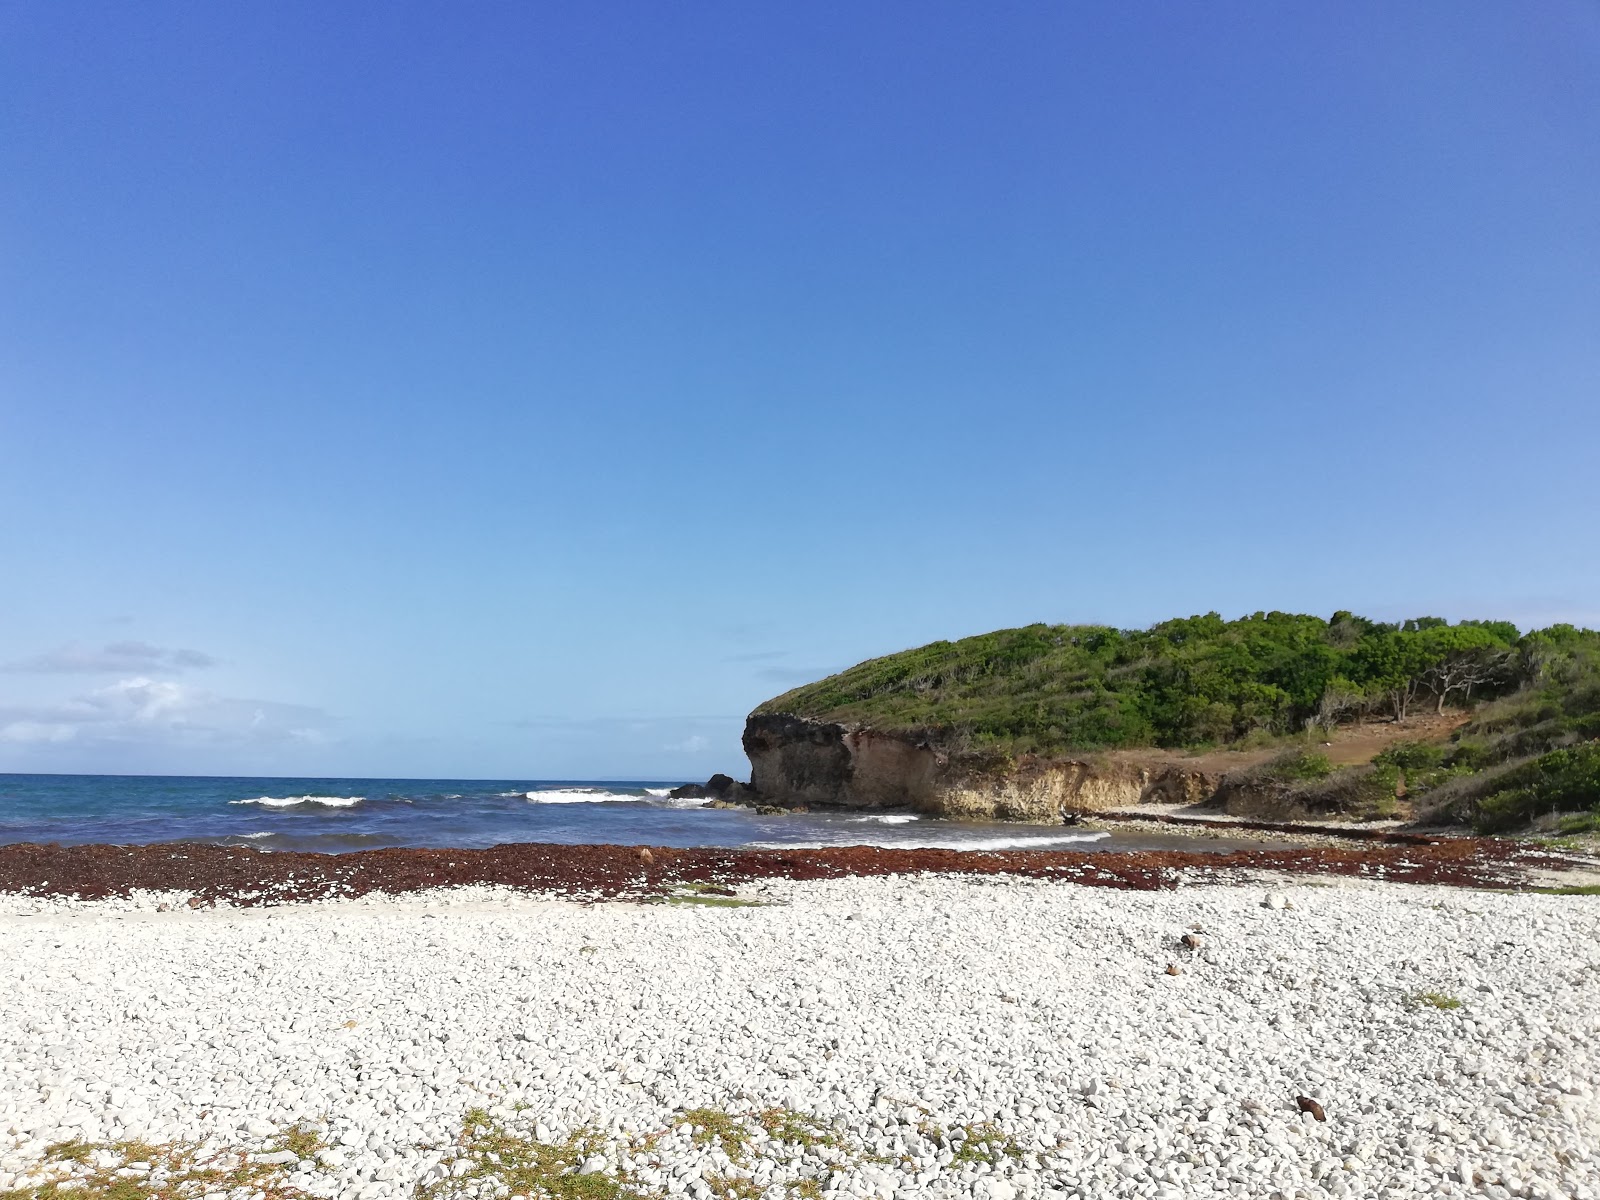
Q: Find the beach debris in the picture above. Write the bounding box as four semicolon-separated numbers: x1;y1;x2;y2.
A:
1296;1096;1327;1122
636;847;654;866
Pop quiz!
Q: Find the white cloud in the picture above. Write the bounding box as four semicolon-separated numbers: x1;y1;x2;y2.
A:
0;677;330;748
4;641;216;674
665;734;710;753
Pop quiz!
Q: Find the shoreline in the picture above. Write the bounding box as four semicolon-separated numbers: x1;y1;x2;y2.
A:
0;833;1583;906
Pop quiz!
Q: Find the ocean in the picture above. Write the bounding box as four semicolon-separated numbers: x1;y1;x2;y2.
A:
0;773;1142;854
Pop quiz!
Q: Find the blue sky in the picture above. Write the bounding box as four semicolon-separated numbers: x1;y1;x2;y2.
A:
2;2;1597;779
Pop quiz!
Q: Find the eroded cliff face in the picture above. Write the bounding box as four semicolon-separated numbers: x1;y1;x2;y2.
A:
742;714;1216;822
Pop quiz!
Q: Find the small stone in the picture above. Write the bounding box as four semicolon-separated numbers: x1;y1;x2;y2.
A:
637;848;654;866
1181;933;1204;950
1166;964;1184;976
1264;893;1288;911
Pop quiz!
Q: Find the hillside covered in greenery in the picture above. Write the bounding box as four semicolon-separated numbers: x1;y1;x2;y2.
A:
752;614;1600;832
756;612;1600;831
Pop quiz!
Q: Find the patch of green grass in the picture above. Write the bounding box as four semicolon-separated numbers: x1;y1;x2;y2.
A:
701;1173;763;1200
421;1113;634;1200
1556;813;1600;835
1533;835;1586;851
42;1142;94;1166
1528;883;1600;896
757;1108;838;1150
270;1123;325;1160
7;1135;317;1200
679;1108;753;1163
1412;991;1463;1010
941;1122;1023;1167
643;884;766;908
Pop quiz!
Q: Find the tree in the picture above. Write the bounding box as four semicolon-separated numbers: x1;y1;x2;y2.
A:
1349;631;1433;722
1413;624;1515;713
1313;676;1369;729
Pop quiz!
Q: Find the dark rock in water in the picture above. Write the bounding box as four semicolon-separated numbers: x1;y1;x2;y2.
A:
670;773;755;806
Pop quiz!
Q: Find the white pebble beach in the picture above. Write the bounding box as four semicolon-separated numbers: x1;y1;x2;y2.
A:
2;875;1596;1200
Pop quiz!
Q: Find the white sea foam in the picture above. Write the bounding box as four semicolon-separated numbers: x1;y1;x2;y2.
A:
746;831;1111;851
521;788;624;805
643;787;674;797
847;813;920;824
230;795;364;808
238;832;275;840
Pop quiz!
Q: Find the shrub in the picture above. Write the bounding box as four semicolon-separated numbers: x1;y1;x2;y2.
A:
1264;749;1335;782
1473;742;1600;833
1374;741;1446;771
1282;763;1400;820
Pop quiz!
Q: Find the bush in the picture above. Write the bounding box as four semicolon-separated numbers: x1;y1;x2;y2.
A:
1449;738;1492;770
1480;719;1576;764
1374;741;1446;771
1283;763;1400;820
1413;758;1528;826
1227;749;1335;790
1473;742;1600;833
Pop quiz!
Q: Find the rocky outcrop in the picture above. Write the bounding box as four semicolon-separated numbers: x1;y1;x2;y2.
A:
667;773;755;805
738;713;1217;822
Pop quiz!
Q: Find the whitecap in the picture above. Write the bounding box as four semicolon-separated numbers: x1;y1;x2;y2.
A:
643;787;675;797
847;813;920;824
230;795;364;808
239;831;275;839
645;794;712;809
521;788;626;804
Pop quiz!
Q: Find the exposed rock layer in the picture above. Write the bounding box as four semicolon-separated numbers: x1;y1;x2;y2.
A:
742;713;1217;822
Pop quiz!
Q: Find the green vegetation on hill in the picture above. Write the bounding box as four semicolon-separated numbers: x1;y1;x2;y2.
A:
755;612;1600;830
758;611;1535;751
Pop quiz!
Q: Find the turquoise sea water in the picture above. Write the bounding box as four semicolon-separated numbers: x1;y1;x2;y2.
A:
0;774;1137;854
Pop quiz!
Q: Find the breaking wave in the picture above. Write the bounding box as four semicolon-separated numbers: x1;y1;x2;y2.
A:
520;788;631;805
230;795;364;808
847;813;920;824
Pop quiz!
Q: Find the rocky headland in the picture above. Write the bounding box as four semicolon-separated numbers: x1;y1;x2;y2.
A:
676;613;1600;835
733;713;1214;822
